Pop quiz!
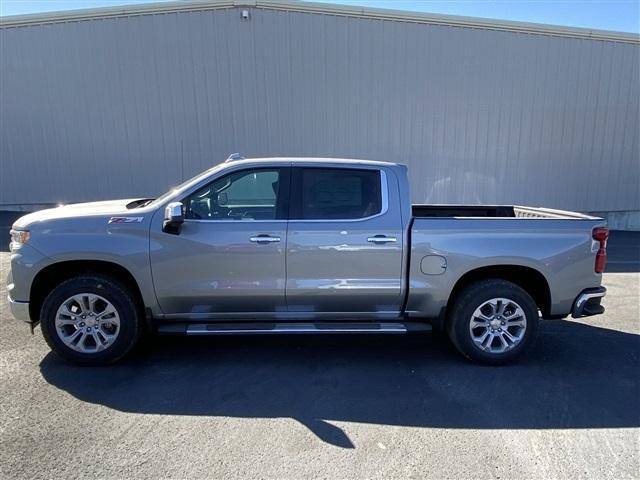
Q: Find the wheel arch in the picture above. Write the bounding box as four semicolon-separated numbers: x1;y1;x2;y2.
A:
29;260;145;323
447;264;552;320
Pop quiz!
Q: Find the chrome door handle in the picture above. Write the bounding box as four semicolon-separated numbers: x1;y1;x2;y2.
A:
367;235;397;244
250;235;281;243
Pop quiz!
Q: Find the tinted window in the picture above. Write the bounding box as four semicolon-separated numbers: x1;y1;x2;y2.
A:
298;168;381;219
185;169;281;220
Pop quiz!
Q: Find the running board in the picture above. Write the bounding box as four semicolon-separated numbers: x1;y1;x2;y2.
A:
157;322;432;336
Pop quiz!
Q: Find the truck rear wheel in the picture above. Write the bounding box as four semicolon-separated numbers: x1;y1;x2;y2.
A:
40;274;141;365
447;279;538;365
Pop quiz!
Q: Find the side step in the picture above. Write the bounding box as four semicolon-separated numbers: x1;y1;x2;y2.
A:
157;322;432;336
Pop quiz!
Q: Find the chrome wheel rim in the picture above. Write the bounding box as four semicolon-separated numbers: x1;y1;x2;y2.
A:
55;293;120;353
469;297;527;354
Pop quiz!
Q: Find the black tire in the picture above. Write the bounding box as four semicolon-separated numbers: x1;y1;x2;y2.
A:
446;279;539;365
40;274;141;366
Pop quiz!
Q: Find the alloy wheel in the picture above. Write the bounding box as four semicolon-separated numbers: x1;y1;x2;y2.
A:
468;297;527;354
54;293;121;353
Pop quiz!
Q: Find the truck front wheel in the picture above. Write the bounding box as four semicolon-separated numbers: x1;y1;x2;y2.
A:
447;279;539;365
40;274;141;365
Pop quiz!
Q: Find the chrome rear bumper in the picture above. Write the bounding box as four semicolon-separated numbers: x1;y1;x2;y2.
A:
572;287;606;318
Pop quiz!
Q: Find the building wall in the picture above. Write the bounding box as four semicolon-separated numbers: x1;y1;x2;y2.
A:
1;4;639;221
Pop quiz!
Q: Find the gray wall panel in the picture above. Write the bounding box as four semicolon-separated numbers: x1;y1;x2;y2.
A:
1;5;639;213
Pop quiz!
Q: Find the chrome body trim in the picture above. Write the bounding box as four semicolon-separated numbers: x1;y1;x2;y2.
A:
185;322;409;335
367;236;397;243
290;169;389;223
184;218;283;224
572;287;606;318
164;202;184;221
108;216;143;224
157;311;404;320
249;236;281;243
180;167;390;224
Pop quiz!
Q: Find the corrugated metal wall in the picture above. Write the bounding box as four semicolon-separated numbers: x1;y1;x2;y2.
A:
1;5;639;212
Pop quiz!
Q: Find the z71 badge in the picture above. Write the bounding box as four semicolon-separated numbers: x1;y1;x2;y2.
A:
108;216;144;224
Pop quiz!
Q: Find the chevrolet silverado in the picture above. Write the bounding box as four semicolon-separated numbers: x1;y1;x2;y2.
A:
7;157;608;365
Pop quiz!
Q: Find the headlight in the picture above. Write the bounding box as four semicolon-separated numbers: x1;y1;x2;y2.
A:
9;229;30;252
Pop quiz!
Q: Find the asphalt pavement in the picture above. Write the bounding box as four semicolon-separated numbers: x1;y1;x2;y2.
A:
0;219;638;479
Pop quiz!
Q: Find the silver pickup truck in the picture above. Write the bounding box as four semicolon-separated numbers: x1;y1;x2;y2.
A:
7;157;608;365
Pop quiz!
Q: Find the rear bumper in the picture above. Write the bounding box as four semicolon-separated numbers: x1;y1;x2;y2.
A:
571;287;606;318
8;295;31;322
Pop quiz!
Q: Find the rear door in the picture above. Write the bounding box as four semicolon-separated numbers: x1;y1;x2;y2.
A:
286;166;404;317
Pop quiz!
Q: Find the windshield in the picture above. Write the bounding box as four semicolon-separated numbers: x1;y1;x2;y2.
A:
147;164;226;208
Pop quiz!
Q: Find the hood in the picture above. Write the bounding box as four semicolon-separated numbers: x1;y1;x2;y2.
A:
12;199;143;229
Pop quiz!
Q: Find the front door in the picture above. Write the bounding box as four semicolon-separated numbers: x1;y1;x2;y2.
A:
286;166;404;318
150;167;290;318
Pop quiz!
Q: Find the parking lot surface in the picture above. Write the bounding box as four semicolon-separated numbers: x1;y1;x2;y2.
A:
0;225;638;479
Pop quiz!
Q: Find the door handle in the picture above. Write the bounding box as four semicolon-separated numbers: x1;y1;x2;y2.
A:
250;235;281;244
367;235;397;244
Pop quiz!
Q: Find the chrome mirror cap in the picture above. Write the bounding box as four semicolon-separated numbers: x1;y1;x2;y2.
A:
163;202;184;233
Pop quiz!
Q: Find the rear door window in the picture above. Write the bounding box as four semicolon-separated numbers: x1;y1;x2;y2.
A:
293;168;382;220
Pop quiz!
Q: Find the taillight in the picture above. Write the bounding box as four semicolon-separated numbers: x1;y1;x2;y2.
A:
592;227;609;273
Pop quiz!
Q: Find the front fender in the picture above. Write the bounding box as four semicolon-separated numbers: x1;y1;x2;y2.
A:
23;216;158;315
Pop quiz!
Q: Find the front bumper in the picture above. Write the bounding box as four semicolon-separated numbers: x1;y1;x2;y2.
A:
8;295;30;322
572;287;606;318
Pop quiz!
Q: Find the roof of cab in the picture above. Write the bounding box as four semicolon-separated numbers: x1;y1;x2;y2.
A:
222;157;404;168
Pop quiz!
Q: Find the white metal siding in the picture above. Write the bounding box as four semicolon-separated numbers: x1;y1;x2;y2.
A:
1;5;638;211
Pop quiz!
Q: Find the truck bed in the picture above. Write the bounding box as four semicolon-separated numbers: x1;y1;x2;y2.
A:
411;204;599;220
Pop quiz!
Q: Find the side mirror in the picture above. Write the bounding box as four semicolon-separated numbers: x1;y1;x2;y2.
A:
163;202;184;234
